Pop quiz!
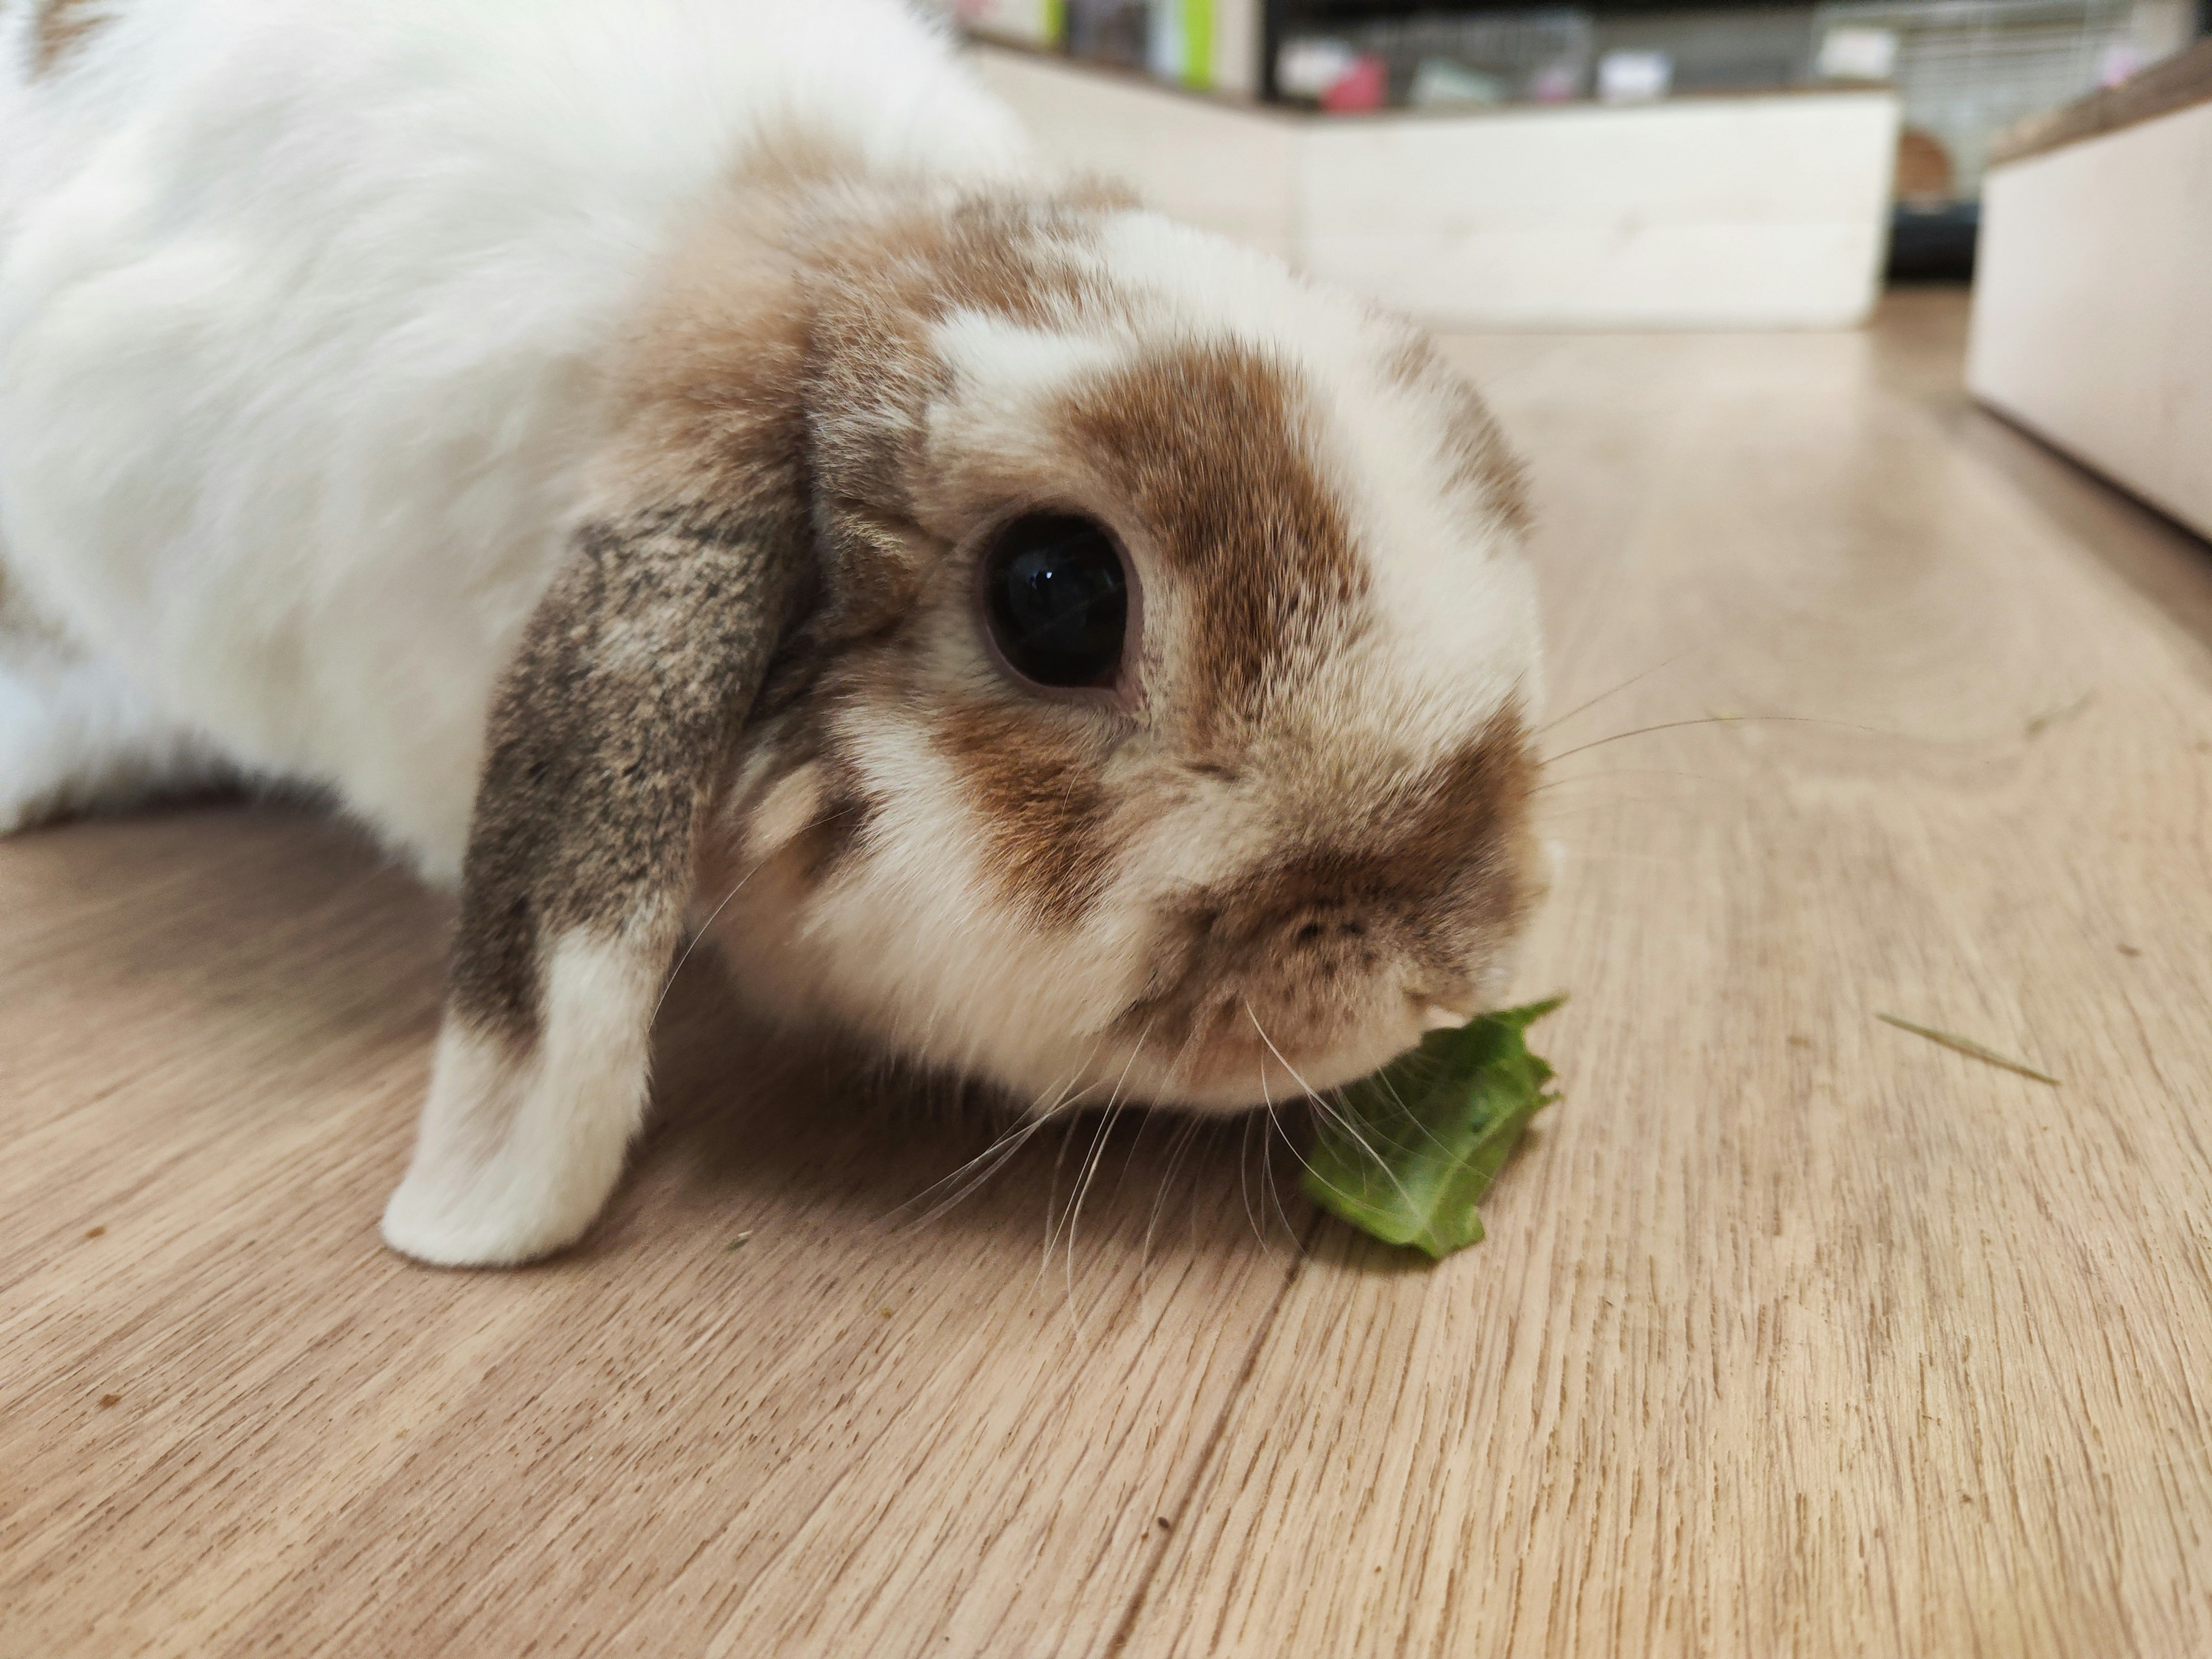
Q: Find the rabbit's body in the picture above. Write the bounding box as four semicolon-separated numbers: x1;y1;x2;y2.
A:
1;0;1547;1268
0;0;1023;865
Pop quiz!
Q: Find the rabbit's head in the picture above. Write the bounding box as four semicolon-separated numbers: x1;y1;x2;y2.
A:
706;191;1544;1112
384;173;1543;1267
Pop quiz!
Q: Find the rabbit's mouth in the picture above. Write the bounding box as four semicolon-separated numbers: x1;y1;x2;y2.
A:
1088;975;1464;1115
1094;872;1531;1115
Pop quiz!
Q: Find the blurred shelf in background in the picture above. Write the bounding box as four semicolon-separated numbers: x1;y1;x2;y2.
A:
974;43;1898;326
941;0;2205;283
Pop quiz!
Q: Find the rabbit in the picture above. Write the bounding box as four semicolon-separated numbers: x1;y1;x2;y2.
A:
0;0;1546;1266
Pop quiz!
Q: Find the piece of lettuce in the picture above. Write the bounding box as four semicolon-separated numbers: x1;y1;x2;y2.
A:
1301;997;1565;1258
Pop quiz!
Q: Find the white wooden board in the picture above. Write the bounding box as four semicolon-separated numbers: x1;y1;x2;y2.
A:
1968;99;2212;540
972;47;1899;330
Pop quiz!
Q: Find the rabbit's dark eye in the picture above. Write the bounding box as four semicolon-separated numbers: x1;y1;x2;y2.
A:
979;512;1128;690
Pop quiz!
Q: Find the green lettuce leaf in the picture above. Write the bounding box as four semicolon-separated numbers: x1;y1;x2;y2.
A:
1301;996;1565;1259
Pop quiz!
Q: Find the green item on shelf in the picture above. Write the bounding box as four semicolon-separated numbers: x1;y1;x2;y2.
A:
1146;0;1213;90
1301;996;1564;1259
1181;0;1211;91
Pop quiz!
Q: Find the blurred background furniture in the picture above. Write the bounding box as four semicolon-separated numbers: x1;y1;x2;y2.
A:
1968;38;2212;537
974;46;1900;327
942;0;2205;291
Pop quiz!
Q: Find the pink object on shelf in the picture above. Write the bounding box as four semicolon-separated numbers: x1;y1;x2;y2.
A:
1321;53;1387;112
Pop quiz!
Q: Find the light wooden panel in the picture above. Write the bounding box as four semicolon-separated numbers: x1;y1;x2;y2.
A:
1969;98;2212;540
971;44;1899;329
5;295;2211;1656
1301;93;1898;328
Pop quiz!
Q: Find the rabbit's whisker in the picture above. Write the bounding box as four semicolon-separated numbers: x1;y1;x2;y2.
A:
1050;1024;1151;1327
1535;650;1691;738
1541;713;1866;768
653;801;861;1024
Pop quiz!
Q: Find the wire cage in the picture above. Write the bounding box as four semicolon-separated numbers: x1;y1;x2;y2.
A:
1813;0;2144;192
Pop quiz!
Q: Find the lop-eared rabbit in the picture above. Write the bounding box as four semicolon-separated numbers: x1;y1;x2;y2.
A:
0;0;1544;1264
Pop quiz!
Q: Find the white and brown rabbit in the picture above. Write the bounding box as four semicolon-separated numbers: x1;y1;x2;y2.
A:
0;0;1544;1264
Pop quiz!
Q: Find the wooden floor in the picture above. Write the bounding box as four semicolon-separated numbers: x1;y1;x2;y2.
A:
6;291;2211;1657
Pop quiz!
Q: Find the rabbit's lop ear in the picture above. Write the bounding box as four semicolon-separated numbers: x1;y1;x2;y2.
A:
381;502;808;1266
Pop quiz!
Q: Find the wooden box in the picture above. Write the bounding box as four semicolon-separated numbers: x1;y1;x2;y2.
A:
1968;41;2212;540
972;45;1902;330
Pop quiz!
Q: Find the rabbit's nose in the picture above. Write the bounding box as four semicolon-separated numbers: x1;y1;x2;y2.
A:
1288;912;1367;946
1252;902;1388;969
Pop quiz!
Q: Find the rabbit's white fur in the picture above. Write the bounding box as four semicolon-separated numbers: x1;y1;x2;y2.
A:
0;0;1025;871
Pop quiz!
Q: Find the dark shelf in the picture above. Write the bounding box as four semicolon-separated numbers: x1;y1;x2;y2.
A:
1887;201;1979;282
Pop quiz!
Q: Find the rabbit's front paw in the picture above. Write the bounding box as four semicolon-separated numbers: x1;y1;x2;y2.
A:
382;953;655;1268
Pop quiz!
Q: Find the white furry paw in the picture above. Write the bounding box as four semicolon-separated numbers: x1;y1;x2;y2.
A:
380;1156;615;1268
0;645;228;832
381;969;654;1267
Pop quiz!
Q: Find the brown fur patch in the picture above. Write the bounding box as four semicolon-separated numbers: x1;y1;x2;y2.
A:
692;724;876;967
931;695;1119;929
32;0;103;74
448;222;820;1040
1435;377;1532;537
781;779;870;888
449;505;813;1040
1387;335;1532;536
1063;342;1366;740
744;728;874;890
813;190;1109;334
1124;703;1537;1057
1367;700;1540;944
594;205;813;501
800;187;1115;547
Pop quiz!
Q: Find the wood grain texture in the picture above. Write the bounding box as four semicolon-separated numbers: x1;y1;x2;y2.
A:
5;293;2211;1656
